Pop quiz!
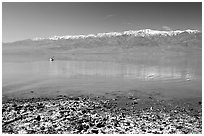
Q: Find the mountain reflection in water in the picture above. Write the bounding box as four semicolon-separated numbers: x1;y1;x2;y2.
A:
2;59;201;98
3;61;197;81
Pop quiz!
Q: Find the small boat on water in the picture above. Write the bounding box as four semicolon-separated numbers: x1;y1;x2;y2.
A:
49;56;54;62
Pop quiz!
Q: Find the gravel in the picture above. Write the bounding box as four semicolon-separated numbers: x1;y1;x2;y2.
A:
2;95;202;134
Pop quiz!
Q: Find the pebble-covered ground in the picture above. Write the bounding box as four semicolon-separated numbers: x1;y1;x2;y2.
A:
2;95;202;134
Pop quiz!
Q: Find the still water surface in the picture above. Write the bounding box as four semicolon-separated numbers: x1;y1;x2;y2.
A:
2;59;202;98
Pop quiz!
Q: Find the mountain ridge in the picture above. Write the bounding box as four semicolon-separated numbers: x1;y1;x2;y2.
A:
32;29;201;41
3;29;202;49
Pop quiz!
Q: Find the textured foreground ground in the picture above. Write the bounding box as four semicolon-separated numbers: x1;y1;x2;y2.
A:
2;95;202;134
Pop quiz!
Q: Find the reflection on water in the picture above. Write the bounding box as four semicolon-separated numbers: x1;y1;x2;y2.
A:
3;60;200;82
50;61;199;81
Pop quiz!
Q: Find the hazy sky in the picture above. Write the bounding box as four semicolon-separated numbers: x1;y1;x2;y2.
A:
2;2;202;42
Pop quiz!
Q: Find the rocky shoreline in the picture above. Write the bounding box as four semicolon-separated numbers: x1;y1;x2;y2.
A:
2;95;202;134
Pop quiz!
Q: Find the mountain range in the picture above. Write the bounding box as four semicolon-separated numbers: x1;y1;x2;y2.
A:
3;29;202;49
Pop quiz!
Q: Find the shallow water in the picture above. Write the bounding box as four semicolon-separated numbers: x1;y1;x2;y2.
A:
2;55;202;99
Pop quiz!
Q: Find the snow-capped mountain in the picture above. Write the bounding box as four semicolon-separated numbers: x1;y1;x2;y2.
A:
4;28;201;49
32;29;200;41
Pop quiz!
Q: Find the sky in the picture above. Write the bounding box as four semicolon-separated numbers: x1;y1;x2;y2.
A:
2;2;202;42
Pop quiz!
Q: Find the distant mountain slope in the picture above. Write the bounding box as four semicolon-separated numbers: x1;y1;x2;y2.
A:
3;29;202;49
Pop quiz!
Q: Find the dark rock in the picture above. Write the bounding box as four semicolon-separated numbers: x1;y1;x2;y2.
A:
100;130;106;134
198;101;202;105
114;120;120;127
89;122;95;127
77;119;83;124
153;131;160;134
82;97;87;101
107;125;112;128
124;122;130;126
69;96;74;100
59;111;65;115
162;121;166;124
83;124;89;130
182;129;189;134
82;109;87;114
70;108;76;111
133;97;138;100
29;106;34;111
94;104;101;109
37;103;44;109
156;114;161;120
96;122;105;128
36;115;41;121
190;108;194;111
13;104;17;108
2;108;6;113
30;91;34;93
40;126;45;130
133;100;138;104
128;96;133;100
142;129;146;132
103;117;108;121
91;129;99;134
60;107;64;110
14;105;23;111
176;126;183;129
70;122;76;126
195;115;200;120
160;127;164;131
73;97;80;101
17;110;20;114
104;104;112;109
96;96;100;98
77;124;83;132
